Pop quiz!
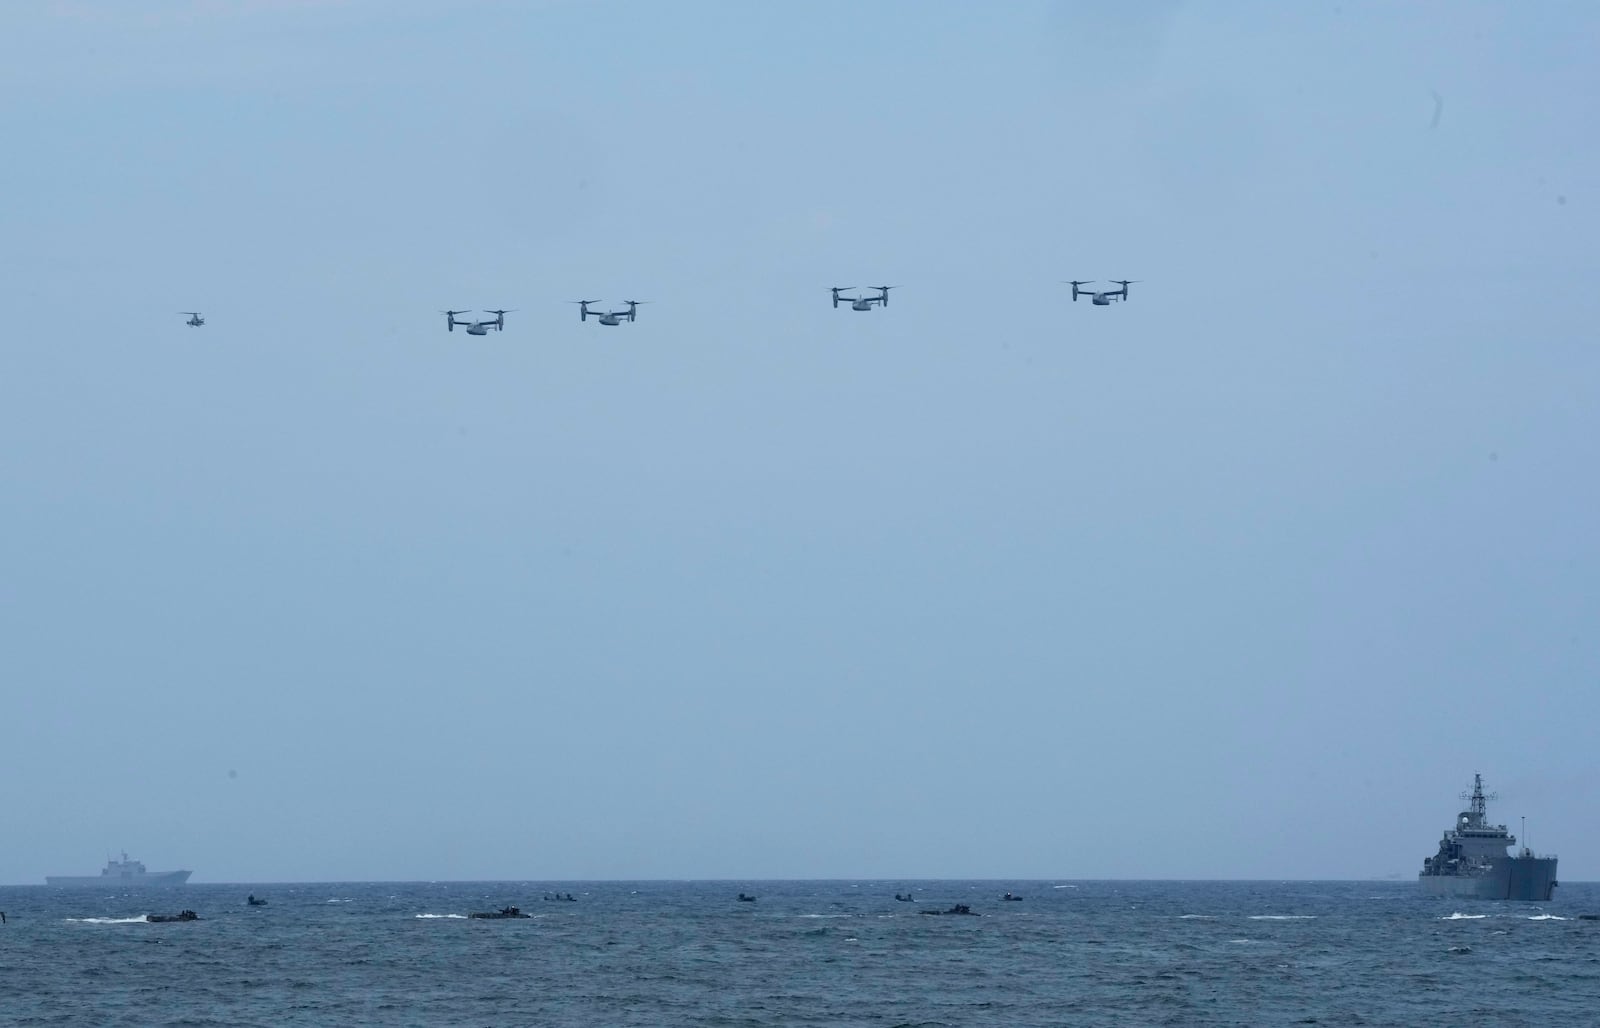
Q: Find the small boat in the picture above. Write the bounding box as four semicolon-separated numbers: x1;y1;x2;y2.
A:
145;910;200;923
736;893;757;902
1001;892;1023;901
468;906;530;919
921;904;977;916
246;895;268;907
894;893;915;902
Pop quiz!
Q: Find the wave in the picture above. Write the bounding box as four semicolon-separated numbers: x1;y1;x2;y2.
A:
1442;913;1488;920
1248;915;1316;920
1527;914;1569;921
796;913;854;919
415;913;467;919
1178;914;1216;920
66;916;149;925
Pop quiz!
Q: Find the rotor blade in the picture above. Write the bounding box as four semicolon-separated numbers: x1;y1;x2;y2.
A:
832;286;854;292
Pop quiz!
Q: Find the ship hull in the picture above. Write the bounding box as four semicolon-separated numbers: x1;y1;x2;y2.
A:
1419;857;1557;901
45;870;192;886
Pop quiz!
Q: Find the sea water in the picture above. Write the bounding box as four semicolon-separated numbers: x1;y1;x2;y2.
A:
2;880;1596;1026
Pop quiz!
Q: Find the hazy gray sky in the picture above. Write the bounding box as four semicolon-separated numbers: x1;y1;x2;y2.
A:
2;0;1596;883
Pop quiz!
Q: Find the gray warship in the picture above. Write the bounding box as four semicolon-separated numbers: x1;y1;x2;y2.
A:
45;851;192;887
1419;773;1557;901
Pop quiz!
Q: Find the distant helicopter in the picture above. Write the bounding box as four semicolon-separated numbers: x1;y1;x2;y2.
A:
1065;280;1139;305
441;309;514;335
830;286;896;311
570;300;646;326
180;312;205;327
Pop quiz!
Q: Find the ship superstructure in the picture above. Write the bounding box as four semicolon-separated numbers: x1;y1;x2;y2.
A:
45;851;192;887
1419;773;1557;901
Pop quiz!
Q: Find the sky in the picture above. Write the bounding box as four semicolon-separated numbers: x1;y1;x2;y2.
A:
1;0;1596;884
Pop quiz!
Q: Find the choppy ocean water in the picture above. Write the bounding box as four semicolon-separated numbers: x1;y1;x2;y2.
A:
2;879;1596;1027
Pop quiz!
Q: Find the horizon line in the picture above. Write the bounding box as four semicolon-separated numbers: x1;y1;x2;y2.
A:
16;875;1551;887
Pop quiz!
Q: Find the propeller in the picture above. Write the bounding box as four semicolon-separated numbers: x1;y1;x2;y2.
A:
1063;281;1093;288
440;309;470;317
831;286;855;293
178;311;202;315
1110;280;1140;288
483;308;516;316
622;300;650;307
567;300;600;306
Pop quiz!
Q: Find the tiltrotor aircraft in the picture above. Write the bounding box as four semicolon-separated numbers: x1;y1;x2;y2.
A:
180;312;205;327
830;286;896;311
1065;280;1139;305
441;309;514;335
570;300;645;326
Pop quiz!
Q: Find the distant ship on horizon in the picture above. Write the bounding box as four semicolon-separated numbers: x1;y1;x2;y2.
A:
45;851;192;887
1419;773;1557;901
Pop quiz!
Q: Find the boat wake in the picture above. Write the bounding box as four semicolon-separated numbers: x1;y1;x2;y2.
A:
1442;912;1488;920
1248;915;1316;920
67;916;149;925
415;913;467;919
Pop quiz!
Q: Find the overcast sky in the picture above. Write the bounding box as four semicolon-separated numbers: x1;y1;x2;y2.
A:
1;0;1596;884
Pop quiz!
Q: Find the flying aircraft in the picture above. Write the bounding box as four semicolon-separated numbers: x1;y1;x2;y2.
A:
1065;280;1139;305
830;286;896;311
570;300;646;326
441;309;514;335
180;312;205;327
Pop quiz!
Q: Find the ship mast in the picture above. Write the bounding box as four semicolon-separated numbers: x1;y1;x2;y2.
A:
1459;772;1497;829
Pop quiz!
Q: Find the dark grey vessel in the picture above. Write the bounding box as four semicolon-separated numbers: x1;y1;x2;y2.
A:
1419;773;1557;901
